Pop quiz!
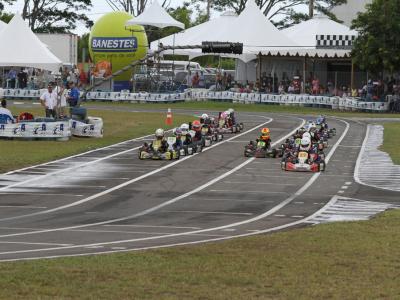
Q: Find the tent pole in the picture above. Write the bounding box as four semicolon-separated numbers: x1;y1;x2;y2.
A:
258;53;261;89
303;56;306;93
351;59;355;91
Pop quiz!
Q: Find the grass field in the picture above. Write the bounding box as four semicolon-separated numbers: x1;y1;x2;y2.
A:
0;105;193;173
381;122;400;165
0;102;399;299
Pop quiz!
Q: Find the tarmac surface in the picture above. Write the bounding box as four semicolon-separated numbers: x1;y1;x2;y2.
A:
0;108;399;261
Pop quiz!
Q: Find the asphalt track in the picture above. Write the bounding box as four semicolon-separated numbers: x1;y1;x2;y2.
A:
0;109;399;261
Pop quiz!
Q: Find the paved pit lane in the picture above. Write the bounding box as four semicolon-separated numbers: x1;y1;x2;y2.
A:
0;111;399;261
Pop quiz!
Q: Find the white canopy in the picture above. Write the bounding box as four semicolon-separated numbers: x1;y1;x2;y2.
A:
282;14;358;48
126;0;184;29
0;14;61;72
0;20;6;32
152;0;298;62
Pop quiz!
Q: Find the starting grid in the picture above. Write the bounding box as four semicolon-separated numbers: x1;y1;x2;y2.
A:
0;88;389;112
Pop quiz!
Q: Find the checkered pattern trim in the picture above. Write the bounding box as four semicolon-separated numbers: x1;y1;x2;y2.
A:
316;35;356;49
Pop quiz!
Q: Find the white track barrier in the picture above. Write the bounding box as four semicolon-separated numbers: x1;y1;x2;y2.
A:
0;87;390;112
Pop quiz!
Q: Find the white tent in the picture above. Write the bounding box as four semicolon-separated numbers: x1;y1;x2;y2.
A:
126;0;184;29
0;20;6;32
0;14;62;72
152;0;298;62
274;14;357;57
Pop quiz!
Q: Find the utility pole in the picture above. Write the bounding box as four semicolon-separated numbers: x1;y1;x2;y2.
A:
309;0;314;18
206;0;212;20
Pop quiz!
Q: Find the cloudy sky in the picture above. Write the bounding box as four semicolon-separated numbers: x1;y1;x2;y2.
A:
4;0;204;35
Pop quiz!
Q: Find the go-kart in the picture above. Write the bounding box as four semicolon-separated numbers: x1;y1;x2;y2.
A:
244;140;278;158
201;125;223;147
281;151;325;172
216;118;244;134
138;137;179;160
69;107;103;138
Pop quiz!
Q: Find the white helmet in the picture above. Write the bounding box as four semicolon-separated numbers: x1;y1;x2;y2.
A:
180;123;189;134
228;108;234;114
201;113;209;119
301;137;311;147
302;132;311;140
155;128;164;138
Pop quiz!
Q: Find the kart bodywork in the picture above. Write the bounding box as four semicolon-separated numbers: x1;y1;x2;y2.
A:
281;151;325;172
244;140;278;158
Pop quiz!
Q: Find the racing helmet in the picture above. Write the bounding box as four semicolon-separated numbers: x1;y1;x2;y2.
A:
220;112;228;119
180;123;189;133
174;127;182;136
302;132;311;140
228;108;234;114
155;128;164;138
298;127;306;135
201;113;209;120
192;120;201;131
261;128;270;141
301;136;311;148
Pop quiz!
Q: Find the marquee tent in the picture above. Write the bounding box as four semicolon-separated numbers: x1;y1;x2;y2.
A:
0;14;61;72
259;14;358;57
126;0;184;29
0;20;6;32
151;0;298;62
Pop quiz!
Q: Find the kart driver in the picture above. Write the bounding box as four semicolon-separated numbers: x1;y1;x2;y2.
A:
191;120;203;141
256;128;272;150
180;123;193;146
200;113;211;125
150;128;168;152
173;127;184;149
299;136;312;152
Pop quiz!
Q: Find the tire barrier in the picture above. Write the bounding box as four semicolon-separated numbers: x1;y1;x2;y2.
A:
0;87;390;112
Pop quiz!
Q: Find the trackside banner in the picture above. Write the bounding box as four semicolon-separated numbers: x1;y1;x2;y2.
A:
0;121;71;139
91;37;138;52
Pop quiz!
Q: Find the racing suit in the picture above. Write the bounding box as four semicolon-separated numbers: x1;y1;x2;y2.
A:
151;138;168;153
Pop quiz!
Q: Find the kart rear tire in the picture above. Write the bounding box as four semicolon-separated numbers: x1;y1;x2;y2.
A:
281;161;287;171
138;151;144;160
239;123;244;130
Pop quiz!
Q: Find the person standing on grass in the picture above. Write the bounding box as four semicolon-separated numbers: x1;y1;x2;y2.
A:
0;99;14;123
67;81;80;108
40;84;57;118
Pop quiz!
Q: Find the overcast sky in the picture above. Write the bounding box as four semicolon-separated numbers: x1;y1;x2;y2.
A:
4;0;204;35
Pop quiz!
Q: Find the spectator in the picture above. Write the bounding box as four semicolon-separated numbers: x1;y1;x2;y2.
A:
7;69;17;88
17;68;27;89
67;81;80;108
27;77;36;90
40;84;57;118
227;73;233;89
312;77;320;95
198;71;205;88
278;82;285;94
54;80;67;118
0;99;14;123
191;71;200;88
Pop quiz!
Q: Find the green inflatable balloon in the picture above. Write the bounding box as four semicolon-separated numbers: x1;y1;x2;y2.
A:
89;11;148;90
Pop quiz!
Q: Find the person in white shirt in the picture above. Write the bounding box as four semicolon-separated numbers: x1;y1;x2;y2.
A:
54;80;68;118
0;99;14;123
40;84;57;118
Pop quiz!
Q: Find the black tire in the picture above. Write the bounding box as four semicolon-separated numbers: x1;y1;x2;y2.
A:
138;151;143;160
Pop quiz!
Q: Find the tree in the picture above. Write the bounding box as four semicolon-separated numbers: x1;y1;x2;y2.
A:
0;11;13;23
0;0;15;11
106;0;169;16
200;0;347;28
351;0;400;76
21;0;93;33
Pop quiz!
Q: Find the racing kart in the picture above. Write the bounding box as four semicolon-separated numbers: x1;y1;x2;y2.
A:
201;125;223;147
217;118;244;134
176;134;203;156
138;137;180;160
244;140;278;158
281;151;325;172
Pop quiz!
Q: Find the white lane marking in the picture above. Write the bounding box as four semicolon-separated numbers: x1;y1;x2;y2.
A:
0;118;274;223
162;210;253;216
338;191;344;194
223;181;297;186
209;190;288;194
291;216;304;218
355;125;400;192
111;247;127;250
186;198;275;203
2;131;163;176
341;186;349;189
0;193;84;197
0;205;47;209
345;182;352;185
0;241;73;246
306;196;399;224
274;215;286;217
103;224;202;230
